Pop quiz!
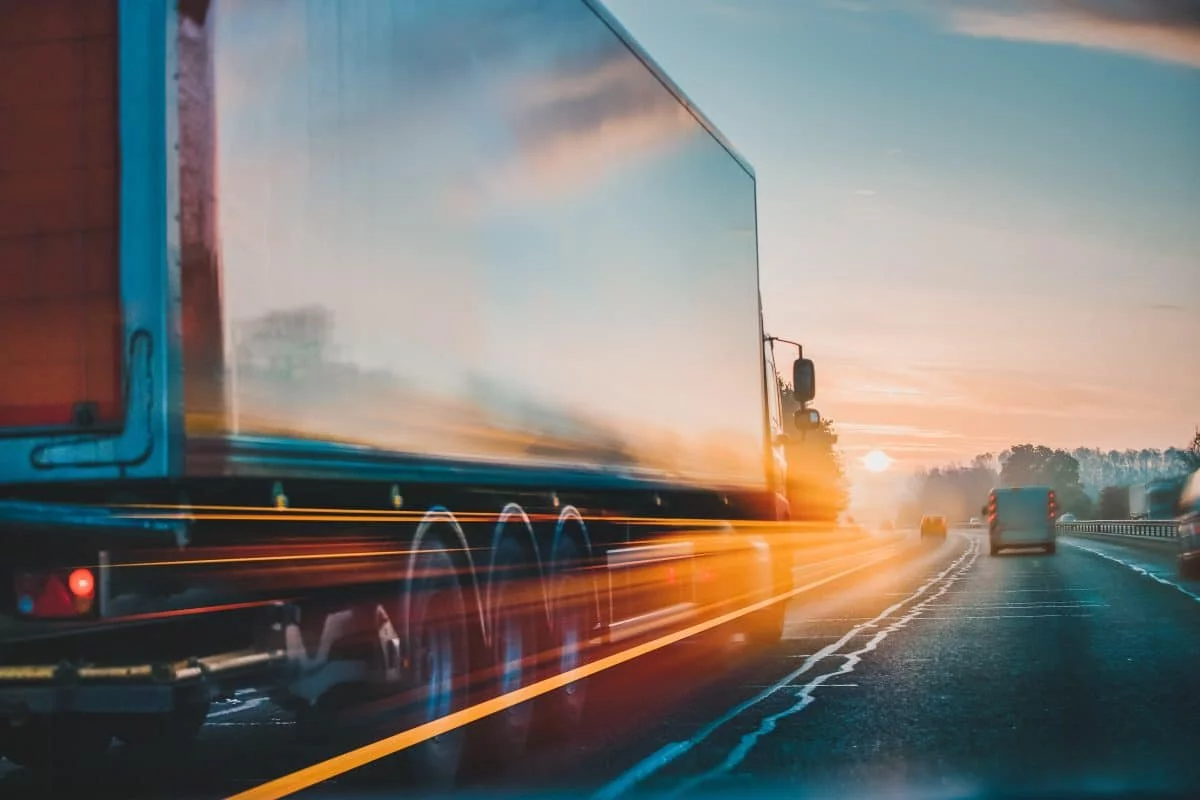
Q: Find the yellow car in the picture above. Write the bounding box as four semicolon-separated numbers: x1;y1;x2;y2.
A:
920;514;948;538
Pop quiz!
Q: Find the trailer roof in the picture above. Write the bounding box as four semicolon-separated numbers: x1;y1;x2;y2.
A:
584;0;756;180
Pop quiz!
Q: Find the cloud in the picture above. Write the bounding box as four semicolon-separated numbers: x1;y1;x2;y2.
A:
938;1;1200;69
454;50;698;207
1148;302;1186;312
838;422;961;440
820;359;1183;469
853;188;879;196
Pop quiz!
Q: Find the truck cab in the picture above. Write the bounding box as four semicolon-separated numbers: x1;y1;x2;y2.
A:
763;337;818;521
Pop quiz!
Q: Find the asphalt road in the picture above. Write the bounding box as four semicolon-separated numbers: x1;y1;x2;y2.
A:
4;528;1199;799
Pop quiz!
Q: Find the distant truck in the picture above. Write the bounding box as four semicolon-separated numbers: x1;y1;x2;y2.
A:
1129;479;1184;520
1130;484;1149;519
0;0;820;780
988;487;1058;556
1177;470;1200;579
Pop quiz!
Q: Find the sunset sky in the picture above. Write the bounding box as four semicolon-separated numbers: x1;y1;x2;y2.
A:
604;0;1200;482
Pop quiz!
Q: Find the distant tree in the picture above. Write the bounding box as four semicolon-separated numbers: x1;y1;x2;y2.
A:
901;457;999;525
777;378;848;522
1097;485;1130;520
785;418;849;522
999;444;1092;517
896;500;923;528
1181;429;1200;472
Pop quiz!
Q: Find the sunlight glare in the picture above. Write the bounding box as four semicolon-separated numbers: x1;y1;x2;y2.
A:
863;449;892;473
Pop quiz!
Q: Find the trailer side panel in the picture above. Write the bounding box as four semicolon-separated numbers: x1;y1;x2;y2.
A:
182;0;767;492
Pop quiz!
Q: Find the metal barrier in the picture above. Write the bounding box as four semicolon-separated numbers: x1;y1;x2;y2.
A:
1057;520;1179;540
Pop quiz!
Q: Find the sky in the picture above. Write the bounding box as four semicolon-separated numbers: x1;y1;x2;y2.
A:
602;0;1200;491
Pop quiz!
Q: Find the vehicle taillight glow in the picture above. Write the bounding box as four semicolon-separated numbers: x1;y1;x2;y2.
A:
68;568;95;598
13;569;97;618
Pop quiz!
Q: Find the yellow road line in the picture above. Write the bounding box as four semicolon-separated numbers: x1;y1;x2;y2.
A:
226;545;901;800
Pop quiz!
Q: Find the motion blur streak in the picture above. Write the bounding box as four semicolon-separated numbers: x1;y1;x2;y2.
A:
115;503;840;532
102;522;845;571
224;547;902;800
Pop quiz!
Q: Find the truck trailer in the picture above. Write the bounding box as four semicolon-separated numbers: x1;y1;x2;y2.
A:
0;0;818;782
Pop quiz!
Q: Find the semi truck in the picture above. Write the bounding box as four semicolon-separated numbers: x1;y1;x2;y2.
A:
0;0;820;783
1129;479;1184;520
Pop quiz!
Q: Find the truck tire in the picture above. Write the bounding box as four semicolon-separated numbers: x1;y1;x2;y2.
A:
533;536;593;740
744;600;786;648
1;716;111;772
742;540;787;648
1044;543;1057;555
395;545;470;788
114;693;209;754
471;535;539;768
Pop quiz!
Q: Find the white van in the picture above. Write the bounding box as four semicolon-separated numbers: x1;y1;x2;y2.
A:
988;486;1058;556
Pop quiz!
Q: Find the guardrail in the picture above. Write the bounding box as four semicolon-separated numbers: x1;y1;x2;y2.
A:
1057;520;1179;540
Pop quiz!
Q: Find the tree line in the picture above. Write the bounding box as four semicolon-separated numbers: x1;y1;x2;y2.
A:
899;431;1199;525
780;382;849;522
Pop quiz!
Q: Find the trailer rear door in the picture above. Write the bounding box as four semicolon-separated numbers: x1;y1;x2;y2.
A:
0;0;123;432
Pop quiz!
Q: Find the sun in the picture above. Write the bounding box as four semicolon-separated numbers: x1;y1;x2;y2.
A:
863;449;892;473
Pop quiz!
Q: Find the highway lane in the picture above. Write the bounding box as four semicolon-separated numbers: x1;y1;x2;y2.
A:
3;527;1198;798
581;530;1200;799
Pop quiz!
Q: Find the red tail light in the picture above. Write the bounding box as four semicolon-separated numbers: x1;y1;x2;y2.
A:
1048;491;1058;519
68;568;96;598
14;569;97;618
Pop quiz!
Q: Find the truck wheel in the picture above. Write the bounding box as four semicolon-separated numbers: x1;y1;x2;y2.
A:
1045;543;1057;555
473;536;539;767
741;539;787;648
2;716;111;772
745;601;786;648
396;545;470;788
534;536;593;740
0;719;14;761
113;697;209;755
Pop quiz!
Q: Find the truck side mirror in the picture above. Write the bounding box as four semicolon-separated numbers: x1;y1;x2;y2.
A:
793;407;820;431
793;358;815;403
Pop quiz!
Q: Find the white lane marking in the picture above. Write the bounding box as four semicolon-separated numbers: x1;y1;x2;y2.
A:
207;697;270;719
781;634;853;640
919;614;1094;620
940;587;1099;594
743;683;859;689
663;539;981;799
1061;539;1200;604
592;537;978;800
924;602;1106;609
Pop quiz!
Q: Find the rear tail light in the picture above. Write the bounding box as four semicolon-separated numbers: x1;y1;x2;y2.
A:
14;568;97;618
68;568;96;598
1048;491;1058;520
